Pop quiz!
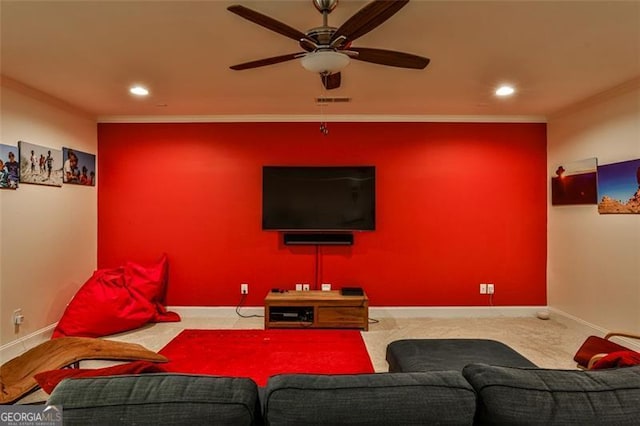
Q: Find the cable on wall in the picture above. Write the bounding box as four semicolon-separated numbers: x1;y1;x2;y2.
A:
315;244;320;290
235;294;264;318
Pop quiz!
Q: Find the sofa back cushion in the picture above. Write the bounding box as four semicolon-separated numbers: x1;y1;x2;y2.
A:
264;372;476;426
463;364;640;425
47;373;260;426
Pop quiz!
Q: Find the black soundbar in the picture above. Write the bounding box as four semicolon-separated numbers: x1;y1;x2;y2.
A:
283;233;354;246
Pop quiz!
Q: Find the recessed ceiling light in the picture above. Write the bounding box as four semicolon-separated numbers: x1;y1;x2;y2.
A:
495;85;515;97
129;85;149;96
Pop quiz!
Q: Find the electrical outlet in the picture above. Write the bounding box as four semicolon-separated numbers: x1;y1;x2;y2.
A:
487;283;495;294
13;309;24;326
302;284;310;291
240;283;248;295
479;284;487;294
321;283;331;291
295;283;303;291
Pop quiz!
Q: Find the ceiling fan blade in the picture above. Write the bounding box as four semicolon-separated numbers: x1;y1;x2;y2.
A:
349;47;429;69
331;0;409;44
230;53;304;71
321;73;342;90
228;5;307;42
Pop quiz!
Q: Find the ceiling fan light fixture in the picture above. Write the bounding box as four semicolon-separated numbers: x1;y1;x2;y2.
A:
301;51;350;74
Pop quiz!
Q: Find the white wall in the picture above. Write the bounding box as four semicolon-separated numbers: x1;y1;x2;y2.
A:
0;79;97;350
548;80;640;332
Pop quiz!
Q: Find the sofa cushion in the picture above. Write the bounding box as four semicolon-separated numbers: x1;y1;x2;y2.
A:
386;339;536;373
47;373;260;426
264;372;476;426
463;363;640;425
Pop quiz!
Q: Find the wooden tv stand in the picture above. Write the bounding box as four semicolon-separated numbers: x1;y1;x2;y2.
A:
264;290;369;331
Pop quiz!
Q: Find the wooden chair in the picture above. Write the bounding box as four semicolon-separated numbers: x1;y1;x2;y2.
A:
574;332;640;369
0;337;167;404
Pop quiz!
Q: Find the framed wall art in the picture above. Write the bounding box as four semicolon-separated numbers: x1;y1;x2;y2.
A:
0;143;19;189
597;158;640;214
551;158;597;205
62;147;96;186
18;140;63;187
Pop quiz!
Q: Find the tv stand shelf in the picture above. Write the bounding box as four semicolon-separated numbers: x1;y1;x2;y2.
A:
264;290;368;331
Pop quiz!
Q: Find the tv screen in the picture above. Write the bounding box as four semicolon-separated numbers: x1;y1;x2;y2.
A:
262;166;375;231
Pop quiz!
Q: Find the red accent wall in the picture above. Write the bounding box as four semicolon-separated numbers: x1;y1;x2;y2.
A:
98;122;547;306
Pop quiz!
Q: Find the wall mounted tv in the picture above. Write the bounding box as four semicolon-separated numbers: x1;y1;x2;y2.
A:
262;166;376;231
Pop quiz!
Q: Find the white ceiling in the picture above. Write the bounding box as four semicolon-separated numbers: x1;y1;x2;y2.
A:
1;0;639;120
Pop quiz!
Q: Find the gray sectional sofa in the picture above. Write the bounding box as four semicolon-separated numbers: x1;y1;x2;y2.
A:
48;365;640;425
47;339;640;425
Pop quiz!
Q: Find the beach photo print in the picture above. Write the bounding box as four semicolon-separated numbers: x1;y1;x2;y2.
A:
18;140;63;187
0;143;20;189
62;147;96;186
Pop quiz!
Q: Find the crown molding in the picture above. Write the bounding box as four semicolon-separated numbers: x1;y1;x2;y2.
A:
1;75;95;121
97;114;547;124
549;76;640;120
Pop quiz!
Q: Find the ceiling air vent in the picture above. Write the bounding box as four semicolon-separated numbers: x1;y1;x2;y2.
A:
315;97;352;104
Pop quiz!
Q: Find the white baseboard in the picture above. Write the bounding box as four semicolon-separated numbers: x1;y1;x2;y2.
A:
168;306;265;318
369;306;549;318
548;307;610;334
0;323;56;364
549;307;640;351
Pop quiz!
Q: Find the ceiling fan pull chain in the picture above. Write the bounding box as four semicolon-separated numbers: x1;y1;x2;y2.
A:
319;76;329;136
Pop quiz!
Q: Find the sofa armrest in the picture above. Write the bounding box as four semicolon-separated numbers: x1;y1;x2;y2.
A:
463;363;640;425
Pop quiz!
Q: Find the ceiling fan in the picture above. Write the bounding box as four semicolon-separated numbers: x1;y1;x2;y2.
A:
227;0;430;90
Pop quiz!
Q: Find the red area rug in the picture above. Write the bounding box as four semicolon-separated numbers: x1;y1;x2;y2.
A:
159;329;373;386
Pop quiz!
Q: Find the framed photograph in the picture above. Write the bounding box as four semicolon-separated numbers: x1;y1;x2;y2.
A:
62;147;96;186
597;158;640;214
0;143;19;189
18;140;63;187
551;158;597;205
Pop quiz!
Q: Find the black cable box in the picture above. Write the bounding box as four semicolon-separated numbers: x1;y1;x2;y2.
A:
269;306;314;322
341;287;364;296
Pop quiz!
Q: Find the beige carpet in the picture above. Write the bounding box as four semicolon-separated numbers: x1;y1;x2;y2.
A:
361;314;591;371
85;311;595;371
18;310;596;403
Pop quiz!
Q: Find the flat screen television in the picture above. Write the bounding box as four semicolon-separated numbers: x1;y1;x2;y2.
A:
262;166;375;231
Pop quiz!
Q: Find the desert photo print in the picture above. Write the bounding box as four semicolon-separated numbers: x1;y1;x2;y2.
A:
597;158;640;214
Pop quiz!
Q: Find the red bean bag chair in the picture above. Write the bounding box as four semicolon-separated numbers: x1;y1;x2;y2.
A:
52;255;179;338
